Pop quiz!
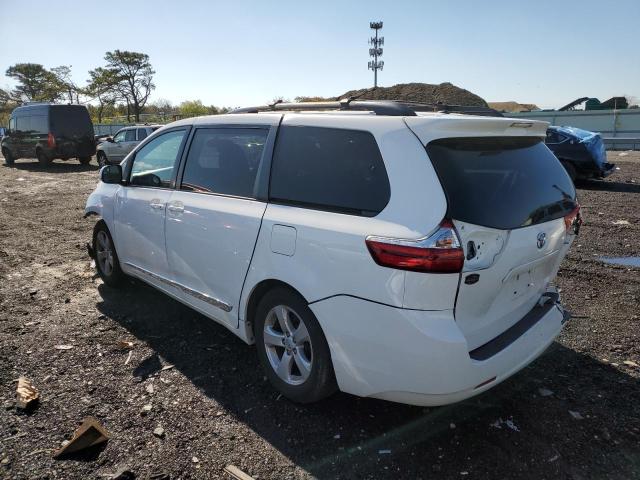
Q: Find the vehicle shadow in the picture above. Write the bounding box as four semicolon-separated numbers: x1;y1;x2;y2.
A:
2;159;100;173
577;178;640;193
96;282;640;479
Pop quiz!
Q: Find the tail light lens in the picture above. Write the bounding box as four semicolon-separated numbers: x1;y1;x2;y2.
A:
564;204;582;235
366;220;464;273
47;133;56;149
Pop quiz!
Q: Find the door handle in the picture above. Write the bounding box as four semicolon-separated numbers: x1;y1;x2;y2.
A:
167;201;184;213
150;199;164;210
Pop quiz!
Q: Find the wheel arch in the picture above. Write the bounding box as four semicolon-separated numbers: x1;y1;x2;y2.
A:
242;278;309;344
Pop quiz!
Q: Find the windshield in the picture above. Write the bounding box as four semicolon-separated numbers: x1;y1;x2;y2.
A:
49;106;94;137
427;137;577;230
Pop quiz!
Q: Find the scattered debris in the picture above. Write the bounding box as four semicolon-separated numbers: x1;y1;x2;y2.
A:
145;384;155;395
54;417;110;458
161;365;174;371
141;404;153;415
623;360;638;368
16;377;39;409
612;220;630;226
449;423;456;429
54;345;74;350
224;464;255;480
109;466;136;479
569;410;584;420
548;454;560;463
538;388;554;397
215;411;225;417
490;417;520;432
378;449;391;455
333;434;341;439
117;340;135;350
192;456;199;463
124;351;133;366
153;426;165;438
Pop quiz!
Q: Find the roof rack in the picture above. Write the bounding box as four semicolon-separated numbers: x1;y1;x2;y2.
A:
230;100;503;117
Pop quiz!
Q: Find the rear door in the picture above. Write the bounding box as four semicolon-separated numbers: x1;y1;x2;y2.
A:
165;124;275;327
406;118;577;350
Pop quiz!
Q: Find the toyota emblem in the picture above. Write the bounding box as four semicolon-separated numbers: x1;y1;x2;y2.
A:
537;232;546;249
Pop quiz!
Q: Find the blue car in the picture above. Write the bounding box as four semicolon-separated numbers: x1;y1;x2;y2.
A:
545;126;615;181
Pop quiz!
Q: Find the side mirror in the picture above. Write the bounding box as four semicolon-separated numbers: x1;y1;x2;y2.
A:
100;164;123;184
107;136;115;143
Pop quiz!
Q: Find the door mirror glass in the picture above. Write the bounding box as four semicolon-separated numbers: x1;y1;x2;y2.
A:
101;164;122;184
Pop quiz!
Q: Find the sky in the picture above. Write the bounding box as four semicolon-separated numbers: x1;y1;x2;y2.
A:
1;0;638;110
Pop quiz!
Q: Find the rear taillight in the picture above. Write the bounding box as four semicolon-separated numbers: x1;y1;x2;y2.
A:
564;204;582;235
366;220;464;273
47;133;56;149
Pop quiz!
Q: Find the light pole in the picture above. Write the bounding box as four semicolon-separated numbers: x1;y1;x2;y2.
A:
368;21;384;88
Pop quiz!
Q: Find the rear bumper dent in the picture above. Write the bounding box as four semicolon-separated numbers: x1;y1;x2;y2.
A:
310;294;564;406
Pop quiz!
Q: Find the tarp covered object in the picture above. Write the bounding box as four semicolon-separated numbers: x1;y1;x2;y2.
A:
552;126;607;168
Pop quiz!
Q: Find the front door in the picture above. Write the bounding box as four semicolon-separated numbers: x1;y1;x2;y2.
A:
114;128;189;294
165;126;271;326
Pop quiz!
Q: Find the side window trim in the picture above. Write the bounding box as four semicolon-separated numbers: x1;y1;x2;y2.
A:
123;126;191;190
174;124;277;201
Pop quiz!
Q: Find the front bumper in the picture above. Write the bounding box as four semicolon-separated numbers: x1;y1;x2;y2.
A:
310;292;566;406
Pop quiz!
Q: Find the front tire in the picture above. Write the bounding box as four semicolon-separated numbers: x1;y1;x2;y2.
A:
254;287;337;403
92;222;125;288
97;152;108;167
36;149;52;165
79;156;92;165
2;148;15;165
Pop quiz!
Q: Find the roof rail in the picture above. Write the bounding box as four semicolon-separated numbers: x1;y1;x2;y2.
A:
230;100;503;117
230;100;418;116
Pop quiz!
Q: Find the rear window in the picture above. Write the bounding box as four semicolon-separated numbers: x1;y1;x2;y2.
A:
270;126;390;217
427;137;577;230
49;106;93;137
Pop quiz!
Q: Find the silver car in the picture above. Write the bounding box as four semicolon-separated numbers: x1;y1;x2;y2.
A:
96;125;161;166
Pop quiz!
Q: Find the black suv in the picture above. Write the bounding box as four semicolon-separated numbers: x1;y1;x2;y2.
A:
1;104;96;166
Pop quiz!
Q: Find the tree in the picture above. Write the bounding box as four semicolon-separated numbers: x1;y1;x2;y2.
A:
104;50;155;122
51;65;82;104
5;63;62;103
179;100;208;118
86;67;120;122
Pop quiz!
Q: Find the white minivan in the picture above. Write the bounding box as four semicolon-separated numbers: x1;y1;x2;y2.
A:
85;101;581;406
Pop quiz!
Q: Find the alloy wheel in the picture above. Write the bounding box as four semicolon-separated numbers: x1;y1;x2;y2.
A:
263;305;313;386
95;230;114;277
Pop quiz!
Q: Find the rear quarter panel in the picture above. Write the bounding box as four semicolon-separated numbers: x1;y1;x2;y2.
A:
239;115;449;326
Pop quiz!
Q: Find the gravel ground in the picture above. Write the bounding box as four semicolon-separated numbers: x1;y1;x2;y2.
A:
0;152;639;480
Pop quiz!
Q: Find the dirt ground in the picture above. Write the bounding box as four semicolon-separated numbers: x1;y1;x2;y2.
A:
0;151;638;480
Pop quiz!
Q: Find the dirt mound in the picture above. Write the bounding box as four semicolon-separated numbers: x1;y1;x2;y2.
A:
489;101;539;113
336;82;488;107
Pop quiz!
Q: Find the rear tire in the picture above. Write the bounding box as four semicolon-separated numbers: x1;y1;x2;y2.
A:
254;287;337;403
36;149;52;166
92;222;125;288
79;156;92;165
2;148;15;165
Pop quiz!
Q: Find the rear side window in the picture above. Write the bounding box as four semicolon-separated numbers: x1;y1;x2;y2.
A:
269;126;390;216
31;116;47;134
181;128;268;198
125;129;136;142
137;128;149;140
427;137;577;230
